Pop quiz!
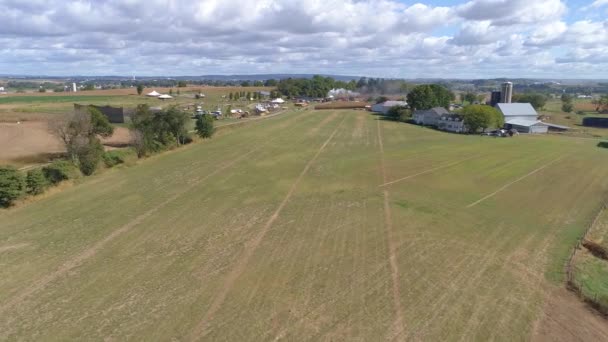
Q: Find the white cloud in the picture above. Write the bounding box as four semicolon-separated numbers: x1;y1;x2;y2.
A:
0;0;606;78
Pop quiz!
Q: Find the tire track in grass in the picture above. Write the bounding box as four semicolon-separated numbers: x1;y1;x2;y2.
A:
466;155;568;208
190;114;347;340
0;112;312;316
379;155;479;188
376;119;407;340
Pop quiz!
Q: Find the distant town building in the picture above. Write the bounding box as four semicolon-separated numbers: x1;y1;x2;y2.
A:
500;82;513;103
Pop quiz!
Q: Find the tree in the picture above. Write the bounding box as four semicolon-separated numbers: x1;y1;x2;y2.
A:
129;105;191;157
407;84;454;110
74;138;104;176
463;92;477;104
562;102;574;113
264;79;278;87
169;89;173;96
137;84;144;95
26;169;48;195
0;166;25;207
375;96;389;104
195;115;215;139
462;105;503;133
229;92;234;101
177;81;187;87
246;91;251;100
386;106;411;121
512;93;547;110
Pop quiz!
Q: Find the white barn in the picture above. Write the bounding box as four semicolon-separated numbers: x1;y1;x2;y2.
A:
496;103;548;134
371;101;408;114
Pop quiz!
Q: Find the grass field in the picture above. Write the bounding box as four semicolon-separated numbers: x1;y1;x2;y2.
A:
541;98;608;139
0;86;272;122
1;110;608;340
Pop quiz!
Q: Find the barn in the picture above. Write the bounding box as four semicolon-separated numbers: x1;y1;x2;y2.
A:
497;103;548;134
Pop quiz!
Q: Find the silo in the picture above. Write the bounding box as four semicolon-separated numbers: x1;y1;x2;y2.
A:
500;82;513;103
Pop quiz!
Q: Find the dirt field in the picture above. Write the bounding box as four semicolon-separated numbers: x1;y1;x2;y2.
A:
0;121;132;167
0;122;64;166
1;110;608;340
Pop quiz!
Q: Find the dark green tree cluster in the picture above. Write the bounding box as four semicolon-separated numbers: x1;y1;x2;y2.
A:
512;93;547;110
462;92;477;104
406;84;455;110
195;115;215;139
276;75;356;98
356;77;409;94
0;160;81;207
461;105;504;133
561;94;574;113
130;105;191;157
0;166;25;207
177;81;187;87
137;84;144;95
50;107;114;176
386;106;411;122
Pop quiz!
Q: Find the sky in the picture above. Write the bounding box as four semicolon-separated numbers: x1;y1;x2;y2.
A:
0;0;607;79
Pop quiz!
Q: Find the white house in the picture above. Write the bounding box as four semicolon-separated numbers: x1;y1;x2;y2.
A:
437;114;466;133
412;107;450;126
371;101;408;114
496;103;548;134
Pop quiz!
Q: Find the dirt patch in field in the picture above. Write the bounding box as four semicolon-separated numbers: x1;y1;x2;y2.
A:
0;121;132;166
0;121;64;165
532;286;608;341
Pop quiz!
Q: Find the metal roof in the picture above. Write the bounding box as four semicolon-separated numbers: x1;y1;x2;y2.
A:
497;103;538;117
380;101;408;107
506;119;547;127
543;122;570;129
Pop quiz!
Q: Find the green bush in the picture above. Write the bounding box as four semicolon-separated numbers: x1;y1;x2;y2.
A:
102;150;127;167
598;141;608;149
195;115;215;139
26;169;48;195
0;166;25;207
78;139;104;176
42;160;78;184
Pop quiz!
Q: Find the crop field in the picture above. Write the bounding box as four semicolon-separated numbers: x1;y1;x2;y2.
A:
1;110;608;340
0;86;272;122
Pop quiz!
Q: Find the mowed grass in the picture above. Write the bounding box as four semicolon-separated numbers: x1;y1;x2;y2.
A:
1;110;608;340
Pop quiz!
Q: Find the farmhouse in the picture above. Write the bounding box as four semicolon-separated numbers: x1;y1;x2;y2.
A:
496;103;548;134
437;114;466;133
371;101;408;114
412;107;449;126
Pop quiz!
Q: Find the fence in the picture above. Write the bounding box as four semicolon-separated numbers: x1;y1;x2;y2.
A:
565;201;608;317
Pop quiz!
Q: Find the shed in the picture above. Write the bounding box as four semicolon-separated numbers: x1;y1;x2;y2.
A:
505;119;548;134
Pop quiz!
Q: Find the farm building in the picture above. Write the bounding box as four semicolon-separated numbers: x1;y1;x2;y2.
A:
371;101;408;115
437;114;466;133
496;103;548;134
412;107;450;126
146;90;161;97
504;119;548;134
74;104;126;123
